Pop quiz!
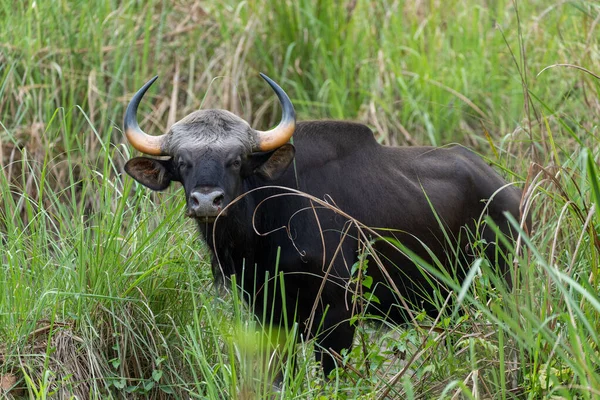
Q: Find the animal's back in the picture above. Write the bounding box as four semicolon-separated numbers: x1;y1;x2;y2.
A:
281;122;490;232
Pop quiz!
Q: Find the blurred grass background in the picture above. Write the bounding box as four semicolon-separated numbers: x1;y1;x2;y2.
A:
1;0;599;398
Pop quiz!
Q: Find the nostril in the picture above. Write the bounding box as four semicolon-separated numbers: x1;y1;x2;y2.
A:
213;193;224;207
189;193;201;208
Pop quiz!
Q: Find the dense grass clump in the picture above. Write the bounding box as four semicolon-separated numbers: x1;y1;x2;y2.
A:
1;0;599;398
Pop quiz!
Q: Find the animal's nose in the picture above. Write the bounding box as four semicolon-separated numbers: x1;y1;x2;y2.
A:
188;187;225;217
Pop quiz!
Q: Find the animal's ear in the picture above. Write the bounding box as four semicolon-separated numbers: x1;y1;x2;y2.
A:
124;157;177;191
246;144;295;181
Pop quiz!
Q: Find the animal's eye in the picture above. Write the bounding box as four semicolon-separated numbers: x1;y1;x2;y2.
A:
178;160;188;170
230;158;241;169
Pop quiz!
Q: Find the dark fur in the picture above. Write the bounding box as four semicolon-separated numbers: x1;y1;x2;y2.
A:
126;118;524;376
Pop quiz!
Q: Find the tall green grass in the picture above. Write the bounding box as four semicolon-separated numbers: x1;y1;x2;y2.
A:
1;0;599;398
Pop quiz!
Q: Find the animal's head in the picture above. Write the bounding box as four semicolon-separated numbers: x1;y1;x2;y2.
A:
123;74;296;222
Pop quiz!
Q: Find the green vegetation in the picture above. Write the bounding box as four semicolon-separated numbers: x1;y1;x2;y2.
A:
1;0;599;398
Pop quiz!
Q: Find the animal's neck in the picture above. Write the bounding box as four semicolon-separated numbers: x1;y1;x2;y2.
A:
197;193;256;281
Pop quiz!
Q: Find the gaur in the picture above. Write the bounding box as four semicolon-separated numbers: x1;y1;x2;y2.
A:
123;74;524;376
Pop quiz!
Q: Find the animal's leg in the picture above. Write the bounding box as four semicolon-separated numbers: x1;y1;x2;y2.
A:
481;216;519;289
313;308;356;377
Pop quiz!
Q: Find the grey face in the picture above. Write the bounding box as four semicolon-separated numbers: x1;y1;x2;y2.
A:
167;113;250;221
125;109;296;222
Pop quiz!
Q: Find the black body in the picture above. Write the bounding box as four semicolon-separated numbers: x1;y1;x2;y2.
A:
192;121;522;374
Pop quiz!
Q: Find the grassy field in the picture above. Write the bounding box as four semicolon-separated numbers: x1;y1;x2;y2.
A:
1;0;599;398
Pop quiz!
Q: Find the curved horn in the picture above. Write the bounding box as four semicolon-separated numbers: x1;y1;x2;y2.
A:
254;73;296;151
124;76;167;156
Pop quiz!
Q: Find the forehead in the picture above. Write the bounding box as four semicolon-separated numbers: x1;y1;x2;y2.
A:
165;109;253;153
172;138;247;161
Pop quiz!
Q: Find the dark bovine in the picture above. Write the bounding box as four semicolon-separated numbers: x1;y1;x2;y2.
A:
124;75;524;376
